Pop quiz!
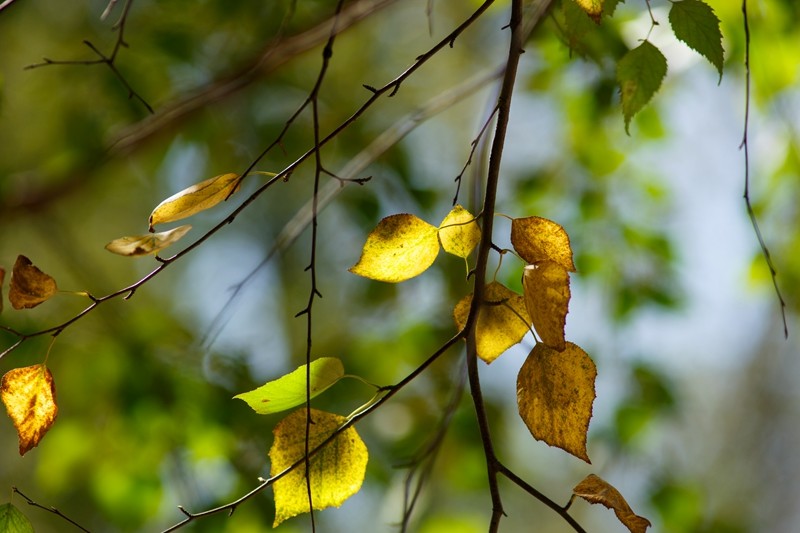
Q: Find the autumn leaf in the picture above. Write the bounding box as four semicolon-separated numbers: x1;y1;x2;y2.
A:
149;173;240;231
269;408;368;526
349;214;439;283
573;474;652;533
517;342;596;463
9;255;58;310
0;503;34;533
453;282;531;364
617;41;667;133
669;0;723;80
510;216;576;271
572;0;603;23
438;205;481;259
105;225;192;257
1;364;58;456
523;261;571;352
234;357;345;415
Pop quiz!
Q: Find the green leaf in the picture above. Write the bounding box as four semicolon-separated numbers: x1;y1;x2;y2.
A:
0;503;34;533
669;0;723;80
617;41;667;133
234;357;345;415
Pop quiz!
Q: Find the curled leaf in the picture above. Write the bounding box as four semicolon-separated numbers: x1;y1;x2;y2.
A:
270;408;368;526
234;357;345;415
573;474;652;533
105;225;192;257
510;216;576;271
349;214;439;283
149;173;240;230
0;503;34;533
1;364;58;456
523;261;571;352
438;205;481;258
9;255;58;310
453;282;531;364
517;342;596;463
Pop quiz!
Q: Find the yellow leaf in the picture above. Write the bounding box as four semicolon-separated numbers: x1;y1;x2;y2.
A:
9;255;58;310
269;408;368;527
438;205;481;258
517;342;596;463
511;216;576;271
522;261;571;352
149;173;240;230
572;0;603;23
349;214;439;283
453;282;531;364
573;474;652;533
1;364;58;456
105;225;192;257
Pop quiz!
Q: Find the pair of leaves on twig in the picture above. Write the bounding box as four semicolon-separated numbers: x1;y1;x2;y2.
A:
349;205;480;282
235;358;368;526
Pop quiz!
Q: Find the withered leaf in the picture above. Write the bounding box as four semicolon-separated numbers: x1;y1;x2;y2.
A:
522;261;571;352
9;255;58;310
1;364;58;455
573;474;651;533
105;225;192;257
517;342;596;463
511;216;576;271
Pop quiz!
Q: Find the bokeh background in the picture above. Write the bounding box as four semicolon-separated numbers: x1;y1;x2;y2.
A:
1;0;799;531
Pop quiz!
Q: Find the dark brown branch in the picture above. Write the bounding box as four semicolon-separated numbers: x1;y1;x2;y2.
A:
12;487;91;533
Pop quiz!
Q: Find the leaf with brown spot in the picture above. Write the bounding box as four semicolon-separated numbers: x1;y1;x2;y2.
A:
9;256;58;310
105;225;192;257
453;282;531;364
438;205;481;258
573;474;652;533
511;216;576;271
517;342;596;463
1;364;58;456
522;261;571;351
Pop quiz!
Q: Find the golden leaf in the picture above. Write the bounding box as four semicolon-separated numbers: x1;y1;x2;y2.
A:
1;364;58;456
453;282;531;364
511;216;576;271
269;408;368;527
573;474;652;533
522;261;571;352
517;342;596;463
105;225;192;257
349;214;439;283
572;0;603;23
149;173;240;231
438;205;481;258
9;255;58;310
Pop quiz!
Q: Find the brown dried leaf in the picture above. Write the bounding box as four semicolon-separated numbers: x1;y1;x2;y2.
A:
453;282;531;364
105;225;192;257
573;474;652;533
1;364;58;455
9;256;58;310
511;216;576;271
522;261;571;352
517;342;596;463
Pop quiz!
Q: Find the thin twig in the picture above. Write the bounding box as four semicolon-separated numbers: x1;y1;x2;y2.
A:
12;487;91;533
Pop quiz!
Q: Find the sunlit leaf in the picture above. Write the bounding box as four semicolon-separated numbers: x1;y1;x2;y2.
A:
517;342;596;463
453;282;531;364
522;262;571;352
617;41;667;133
9;255;58;310
104;225;192;257
0;503;34;533
349;214;439;282
438;205;481;258
572;0;603;23
1;364;58;456
149;173;240;230
510;216;576;271
669;0;723;80
269;408;368;527
234;357;345;415
573;474;652;533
